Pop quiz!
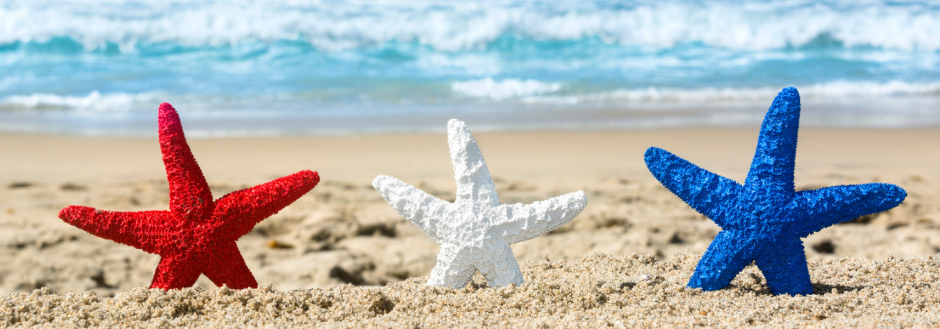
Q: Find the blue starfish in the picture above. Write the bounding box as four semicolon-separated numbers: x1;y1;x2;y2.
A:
644;87;907;296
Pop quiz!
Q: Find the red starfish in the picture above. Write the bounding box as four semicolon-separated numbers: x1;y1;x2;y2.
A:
59;103;319;290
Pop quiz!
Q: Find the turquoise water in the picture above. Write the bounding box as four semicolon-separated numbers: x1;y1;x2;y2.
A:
1;0;939;136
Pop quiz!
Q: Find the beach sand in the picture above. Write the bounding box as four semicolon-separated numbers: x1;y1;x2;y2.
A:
1;128;939;327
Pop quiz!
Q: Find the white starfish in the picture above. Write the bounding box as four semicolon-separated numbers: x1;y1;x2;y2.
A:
373;119;588;288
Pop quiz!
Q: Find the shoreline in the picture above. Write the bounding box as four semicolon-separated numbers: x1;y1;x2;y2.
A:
1;127;937;184
4;95;940;137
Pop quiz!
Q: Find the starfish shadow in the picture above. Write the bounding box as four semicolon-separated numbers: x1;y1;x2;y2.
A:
811;282;869;295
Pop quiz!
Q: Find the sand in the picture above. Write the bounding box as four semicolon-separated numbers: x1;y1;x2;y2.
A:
0;128;939;327
4;254;940;328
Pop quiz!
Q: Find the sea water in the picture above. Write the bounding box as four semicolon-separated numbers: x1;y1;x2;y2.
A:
0;0;938;136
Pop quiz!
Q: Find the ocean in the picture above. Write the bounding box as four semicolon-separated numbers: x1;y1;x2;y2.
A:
1;0;938;136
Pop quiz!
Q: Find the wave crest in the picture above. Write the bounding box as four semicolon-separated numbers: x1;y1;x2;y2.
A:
451;78;562;100
0;91;159;111
460;80;940;104
1;1;938;52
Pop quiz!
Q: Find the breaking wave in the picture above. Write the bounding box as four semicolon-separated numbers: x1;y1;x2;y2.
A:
451;78;562;100
518;81;940;105
1;0;939;52
0;91;160;111
5;80;938;112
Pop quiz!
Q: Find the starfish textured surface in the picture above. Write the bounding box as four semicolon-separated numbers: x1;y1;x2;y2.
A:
644;87;907;295
59;103;320;290
373;119;588;289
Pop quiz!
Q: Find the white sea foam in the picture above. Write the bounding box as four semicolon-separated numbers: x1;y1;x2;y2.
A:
451;78;562;100
4;80;938;112
0;91;315;112
0;91;159;111
519;81;940;105
1;0;938;52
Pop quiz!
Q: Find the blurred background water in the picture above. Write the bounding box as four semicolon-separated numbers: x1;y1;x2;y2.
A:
1;0;938;136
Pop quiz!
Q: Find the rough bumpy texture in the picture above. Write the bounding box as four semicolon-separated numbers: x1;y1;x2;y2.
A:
373;119;588;289
644;87;908;296
58;103;320;290
4;253;940;328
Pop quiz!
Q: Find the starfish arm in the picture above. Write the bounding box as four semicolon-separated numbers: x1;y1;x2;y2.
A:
644;147;743;228
754;237;814;295
200;241;259;289
688;231;758;291
791;183;907;236
744;87;801;195
158;103;215;219
150;254;202;290
426;243;477;288
58;206;171;254
373;175;451;243
213;170;320;239
475;242;525;288
491;191;588;245
447;119;500;207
